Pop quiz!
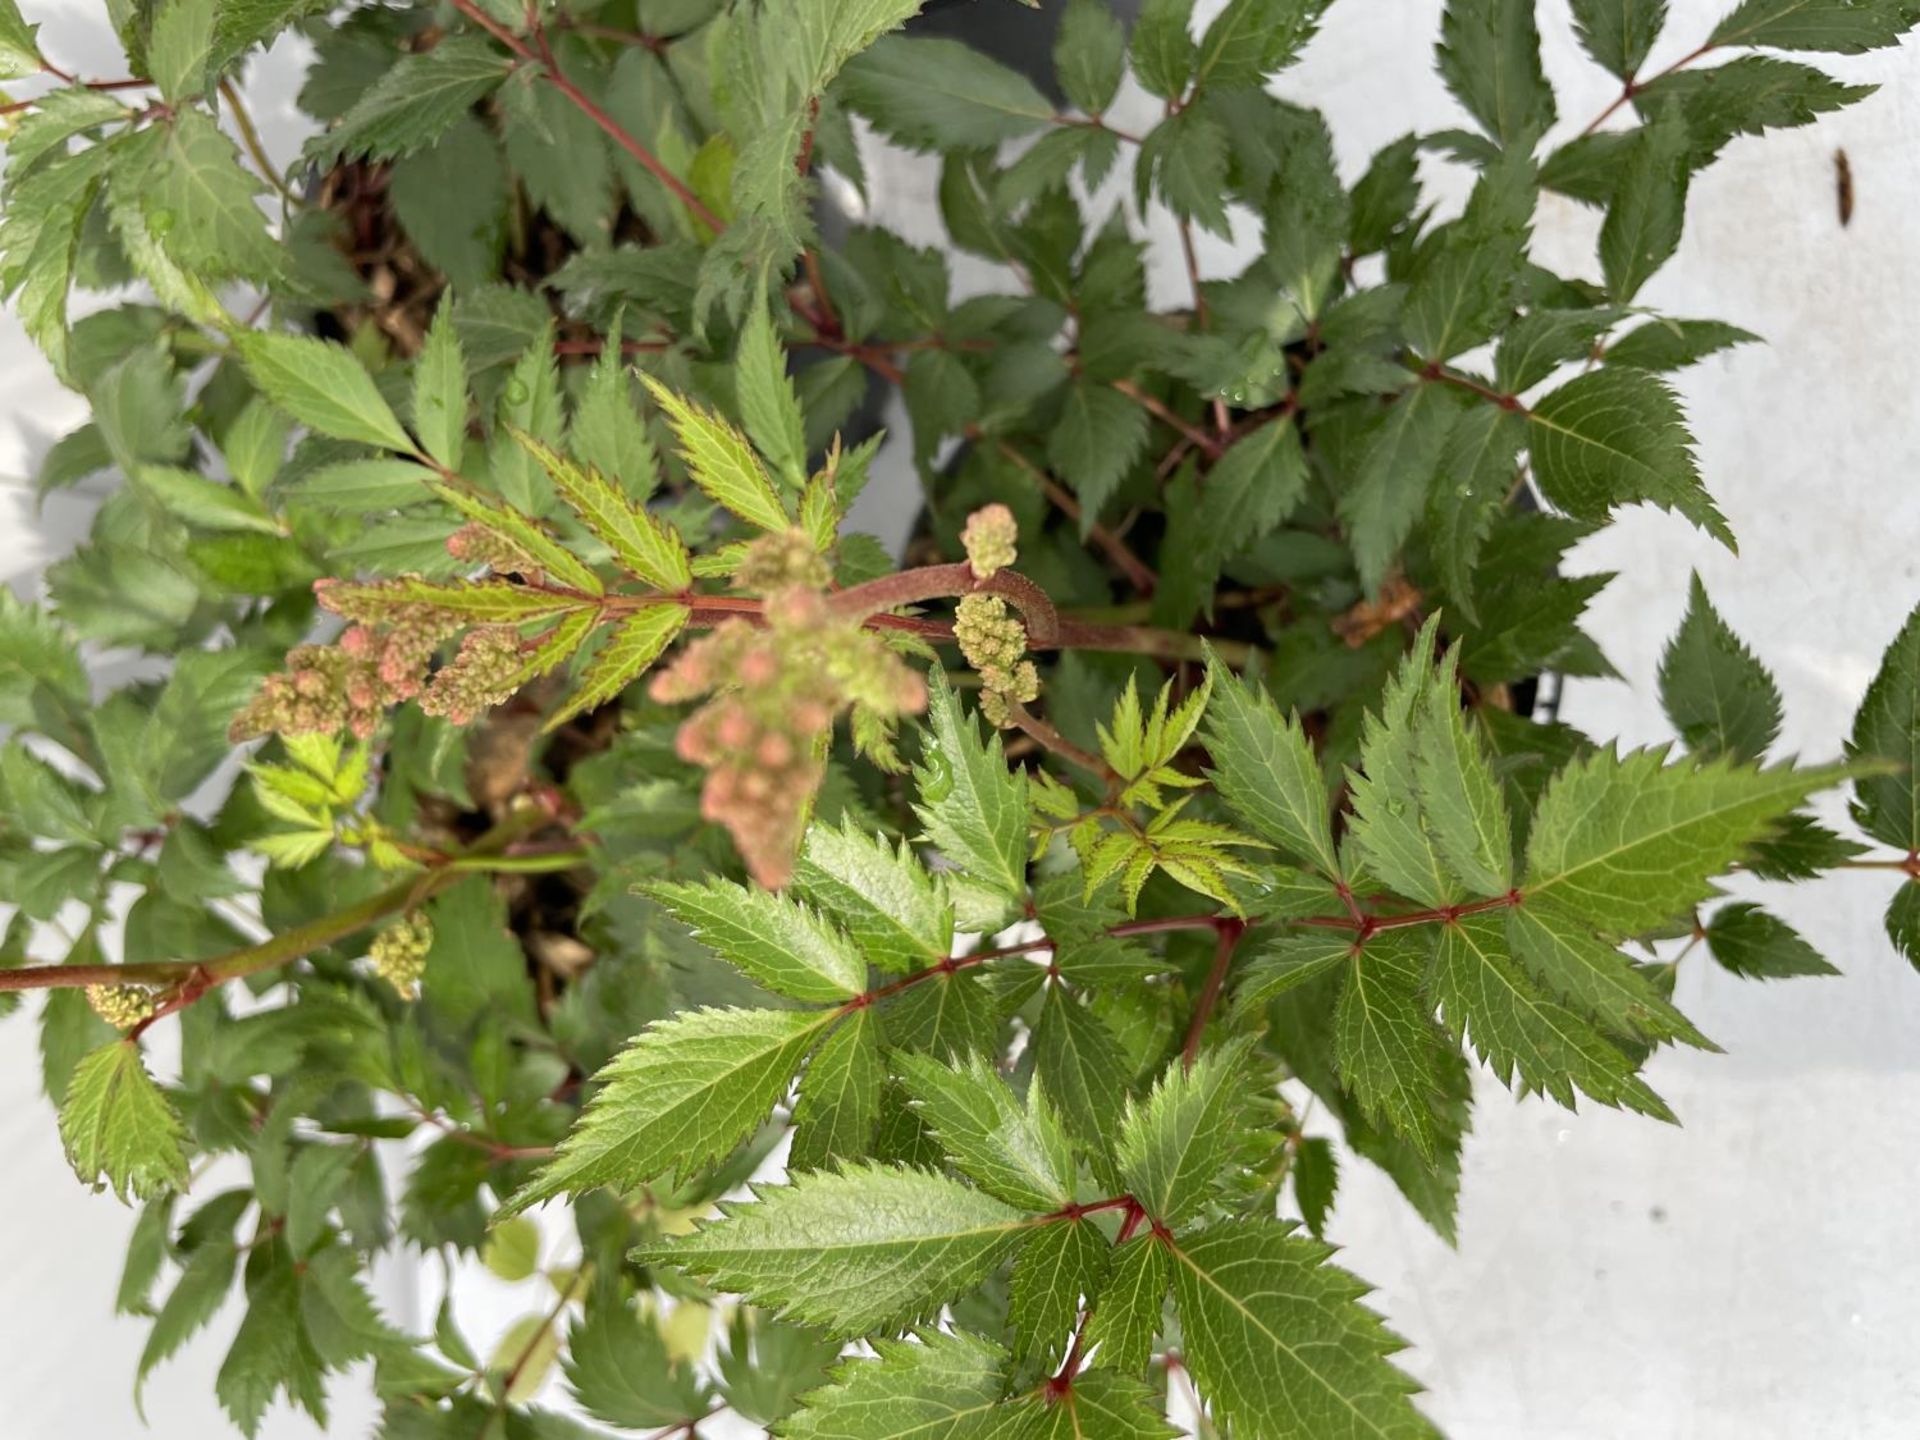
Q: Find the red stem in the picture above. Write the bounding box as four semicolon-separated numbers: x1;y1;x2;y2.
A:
1579;41;1717;137
1181;917;1245;1069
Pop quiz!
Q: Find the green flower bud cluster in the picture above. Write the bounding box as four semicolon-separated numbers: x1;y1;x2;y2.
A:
86;983;160;1030
420;628;526;725
960;503;1019;580
953;593;1039;728
735;528;833;594
369;911;434;999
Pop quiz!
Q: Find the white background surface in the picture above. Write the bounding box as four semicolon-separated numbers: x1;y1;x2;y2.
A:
4;2;1919;1436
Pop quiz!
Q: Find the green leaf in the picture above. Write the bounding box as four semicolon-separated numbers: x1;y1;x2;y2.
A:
238;332;416;453
1745;809;1867;881
1847;601;1920;849
308;36;513;163
912;675;1030;913
1885;882;1920;972
1507;899;1713;1046
642;375;790;532
1009;1216;1110;1367
1705;901;1838;979
1658;573;1783;761
896;1050;1076;1212
1083;1236;1169;1375
1431;912;1672;1117
782;1330;1007;1440
739;298;808;490
1202;657;1337;875
841;36;1054;151
1493;308;1620;396
0;588;91;743
58;1041;190;1203
1234;933;1356;1015
1414;647;1514;898
1154;416;1307;628
1428;404;1528;625
1195;0;1327;90
1437;0;1557;146
503;1006;831;1214
1335;937;1452;1160
136;465;279;534
1525;747;1854;933
794;820;954;974
215;1249;325;1435
0;0;43;76
148;0;217;102
1033;982;1133;1148
565;1291;709;1430
413;296;469;470
572;319;660;499
1168;1219;1431;1440
1599;106;1691;303
1526;366;1734;548
790;1009;885;1172
1130;0;1197;98
1571;0;1669;77
137;1239;239;1407
1348;619;1457;908
1604;317;1759;371
1341;385;1463;598
545;603;688;732
641;1164;1035;1335
322;575;595;626
518;432;691;592
1709;0;1920;53
1047;380;1150;528
0;143;111;380
1117;1041;1254;1227
1057;0;1128;114
651;877;868;1002
1293;1136;1340;1239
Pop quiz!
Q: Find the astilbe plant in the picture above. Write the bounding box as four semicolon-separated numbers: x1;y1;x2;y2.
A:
4;0;1920;1436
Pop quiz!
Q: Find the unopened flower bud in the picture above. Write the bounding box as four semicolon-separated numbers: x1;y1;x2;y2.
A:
961;503;1018;579
735;529;831;594
370;910;434;998
87;983;160;1030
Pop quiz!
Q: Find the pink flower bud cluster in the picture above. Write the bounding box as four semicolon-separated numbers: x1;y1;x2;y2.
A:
419;628;527;725
230;605;464;742
651;577;927;888
953;593;1039;727
735;528;832;594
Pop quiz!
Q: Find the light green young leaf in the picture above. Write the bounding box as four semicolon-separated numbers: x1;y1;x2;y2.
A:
840;36;1053;151
1507;899;1713;1047
1336;936;1452;1161
543;603;688;733
1571;0;1669;78
1202;655;1338;875
651;878;868;1003
739;297;808;490
321;575;596;625
781;1330;1007;1440
1846;600;1920;849
0;0;43;76
642;374;791;532
58;1040;190;1203
911;675;1030;914
1705;900;1838;979
1658;573;1783;761
1437;0;1557;146
790;1009;885;1172
413;295;469;470
237;332;415;453
429;480;606;594
793;820;954;974
640;1164;1036;1335
895;1050;1076;1212
1117;1040;1254;1227
1525;747;1855;933
1431;912;1673;1118
503;1006;831;1214
1168;1219;1432;1440
517;431;690;592
1527;367;1734;549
